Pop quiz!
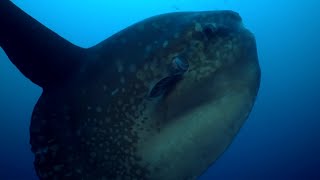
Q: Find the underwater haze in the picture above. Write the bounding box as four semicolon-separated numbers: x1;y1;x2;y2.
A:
0;0;320;179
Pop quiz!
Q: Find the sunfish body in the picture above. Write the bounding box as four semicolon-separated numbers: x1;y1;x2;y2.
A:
0;1;260;179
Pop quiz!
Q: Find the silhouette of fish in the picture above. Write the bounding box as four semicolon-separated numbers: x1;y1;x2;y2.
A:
0;1;260;179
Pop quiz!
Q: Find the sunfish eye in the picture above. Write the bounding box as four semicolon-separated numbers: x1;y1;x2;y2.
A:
203;24;230;39
171;56;189;75
203;24;218;38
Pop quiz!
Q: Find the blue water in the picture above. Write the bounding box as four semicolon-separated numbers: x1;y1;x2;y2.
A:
1;0;319;179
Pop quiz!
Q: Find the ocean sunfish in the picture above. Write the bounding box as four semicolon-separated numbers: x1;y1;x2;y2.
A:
0;1;260;179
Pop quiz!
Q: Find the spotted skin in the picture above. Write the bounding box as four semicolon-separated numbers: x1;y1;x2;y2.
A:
1;1;260;179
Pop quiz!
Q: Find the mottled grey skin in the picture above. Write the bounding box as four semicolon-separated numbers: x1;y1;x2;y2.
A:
0;1;260;179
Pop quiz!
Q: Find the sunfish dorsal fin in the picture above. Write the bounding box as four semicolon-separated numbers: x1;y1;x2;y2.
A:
0;1;86;88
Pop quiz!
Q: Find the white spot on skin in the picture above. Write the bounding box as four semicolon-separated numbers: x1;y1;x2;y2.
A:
163;40;168;48
137;24;145;31
174;32;180;38
152;22;160;29
120;38;127;44
129;64;136;72
145;45;152;53
105;117;111;123
120;77;125;84
103;85;107;91
195;22;203;32
35;146;48;155
129;97;134;104
96;106;102;113
111;88;119;96
116;61;123;73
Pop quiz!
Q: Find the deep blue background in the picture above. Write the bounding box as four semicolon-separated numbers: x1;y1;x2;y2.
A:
1;0;319;179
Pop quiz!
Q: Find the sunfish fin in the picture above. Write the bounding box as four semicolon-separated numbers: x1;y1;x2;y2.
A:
0;1;86;88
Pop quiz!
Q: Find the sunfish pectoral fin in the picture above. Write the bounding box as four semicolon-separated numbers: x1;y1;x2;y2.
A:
147;75;183;99
0;1;85;88
147;55;189;99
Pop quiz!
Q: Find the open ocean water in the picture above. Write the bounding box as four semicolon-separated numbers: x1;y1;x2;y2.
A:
0;0;319;179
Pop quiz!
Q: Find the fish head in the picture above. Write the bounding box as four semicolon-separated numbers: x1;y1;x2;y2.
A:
124;10;261;179
141;10;258;121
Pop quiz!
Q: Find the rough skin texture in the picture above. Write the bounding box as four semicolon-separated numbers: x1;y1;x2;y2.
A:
0;2;260;179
